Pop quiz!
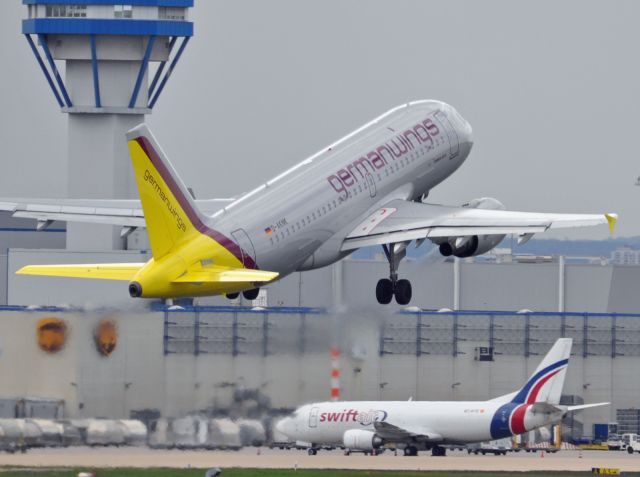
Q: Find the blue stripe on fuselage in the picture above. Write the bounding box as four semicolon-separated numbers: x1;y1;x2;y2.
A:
490;402;520;439
510;359;568;404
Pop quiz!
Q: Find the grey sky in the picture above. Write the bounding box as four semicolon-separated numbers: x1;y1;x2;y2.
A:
1;1;637;239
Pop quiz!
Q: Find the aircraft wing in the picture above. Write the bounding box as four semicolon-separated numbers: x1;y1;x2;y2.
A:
341;199;617;251
373;421;442;442
0;197;234;229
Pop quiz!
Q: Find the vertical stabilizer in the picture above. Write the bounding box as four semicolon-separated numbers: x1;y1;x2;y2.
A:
126;124;209;259
510;338;572;405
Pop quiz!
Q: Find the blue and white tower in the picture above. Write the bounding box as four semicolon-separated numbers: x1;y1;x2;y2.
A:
23;1;193;249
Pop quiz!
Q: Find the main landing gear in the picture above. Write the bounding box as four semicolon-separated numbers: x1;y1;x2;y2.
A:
403;445;418;456
225;288;260;300
376;243;412;305
431;445;446;457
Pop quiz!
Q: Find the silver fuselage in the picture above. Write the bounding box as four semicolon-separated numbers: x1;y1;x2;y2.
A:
209;100;473;274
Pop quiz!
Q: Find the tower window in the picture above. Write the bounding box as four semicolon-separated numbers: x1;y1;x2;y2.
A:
159;7;186;20
114;5;133;19
46;5;87;18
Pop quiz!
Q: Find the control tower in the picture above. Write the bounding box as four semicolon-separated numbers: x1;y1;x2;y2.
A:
23;1;193;249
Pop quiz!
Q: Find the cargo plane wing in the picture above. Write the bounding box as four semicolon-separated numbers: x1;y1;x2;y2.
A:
2;100;617;303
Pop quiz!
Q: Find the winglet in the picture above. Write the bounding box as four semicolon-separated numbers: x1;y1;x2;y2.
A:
605;213;618;234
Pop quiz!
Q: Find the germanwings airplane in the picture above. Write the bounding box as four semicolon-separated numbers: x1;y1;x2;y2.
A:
275;338;607;456
1;101;617;304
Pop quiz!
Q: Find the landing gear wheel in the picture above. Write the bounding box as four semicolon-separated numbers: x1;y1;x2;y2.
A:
376;243;412;305
628;446;634;454
403;445;418;456
376;279;394;304
394;279;412;305
226;292;239;300
243;288;260;300
308;448;317;455
431;446;446;457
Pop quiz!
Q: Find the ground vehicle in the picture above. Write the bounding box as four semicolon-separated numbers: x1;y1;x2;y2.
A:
467;440;509;455
624;433;640;454
607;433;622;450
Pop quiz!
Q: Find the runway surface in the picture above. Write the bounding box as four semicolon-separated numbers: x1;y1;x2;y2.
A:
0;447;639;472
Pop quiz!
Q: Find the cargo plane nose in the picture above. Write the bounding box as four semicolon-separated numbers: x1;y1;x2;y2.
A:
275;416;295;437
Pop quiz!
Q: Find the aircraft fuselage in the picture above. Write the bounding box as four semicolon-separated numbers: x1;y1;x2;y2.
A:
210;100;473;276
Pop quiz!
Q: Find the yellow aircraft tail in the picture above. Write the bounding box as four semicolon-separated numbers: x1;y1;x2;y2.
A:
16;125;278;297
126;124;209;260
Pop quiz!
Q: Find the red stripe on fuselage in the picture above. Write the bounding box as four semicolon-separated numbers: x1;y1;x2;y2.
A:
510;404;529;434
526;369;562;404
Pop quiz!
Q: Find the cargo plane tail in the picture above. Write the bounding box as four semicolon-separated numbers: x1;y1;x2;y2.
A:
489;338;607;439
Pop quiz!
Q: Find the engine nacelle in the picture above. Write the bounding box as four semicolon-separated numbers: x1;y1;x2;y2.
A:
438;197;507;258
342;429;383;451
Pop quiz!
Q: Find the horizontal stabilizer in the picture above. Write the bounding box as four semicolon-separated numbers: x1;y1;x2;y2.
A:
566;402;609;412
17;263;145;281
173;267;278;284
529;402;564;415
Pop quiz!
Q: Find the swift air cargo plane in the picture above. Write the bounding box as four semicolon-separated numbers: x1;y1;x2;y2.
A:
275;338;607;456
2;101;617;303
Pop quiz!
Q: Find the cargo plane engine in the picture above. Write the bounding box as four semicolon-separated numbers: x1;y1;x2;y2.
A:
342;429;383;451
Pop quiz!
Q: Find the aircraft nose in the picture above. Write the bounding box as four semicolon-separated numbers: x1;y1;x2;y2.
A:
449;106;473;146
461;116;473;145
449;106;473;156
275;417;293;436
460;119;473;155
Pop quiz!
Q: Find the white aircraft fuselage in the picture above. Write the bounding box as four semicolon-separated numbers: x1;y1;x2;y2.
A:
276;339;607;454
279;399;560;448
212;100;473;276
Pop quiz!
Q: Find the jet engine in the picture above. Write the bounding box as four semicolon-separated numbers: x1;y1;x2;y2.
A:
342;429;383;451
437;197;507;258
